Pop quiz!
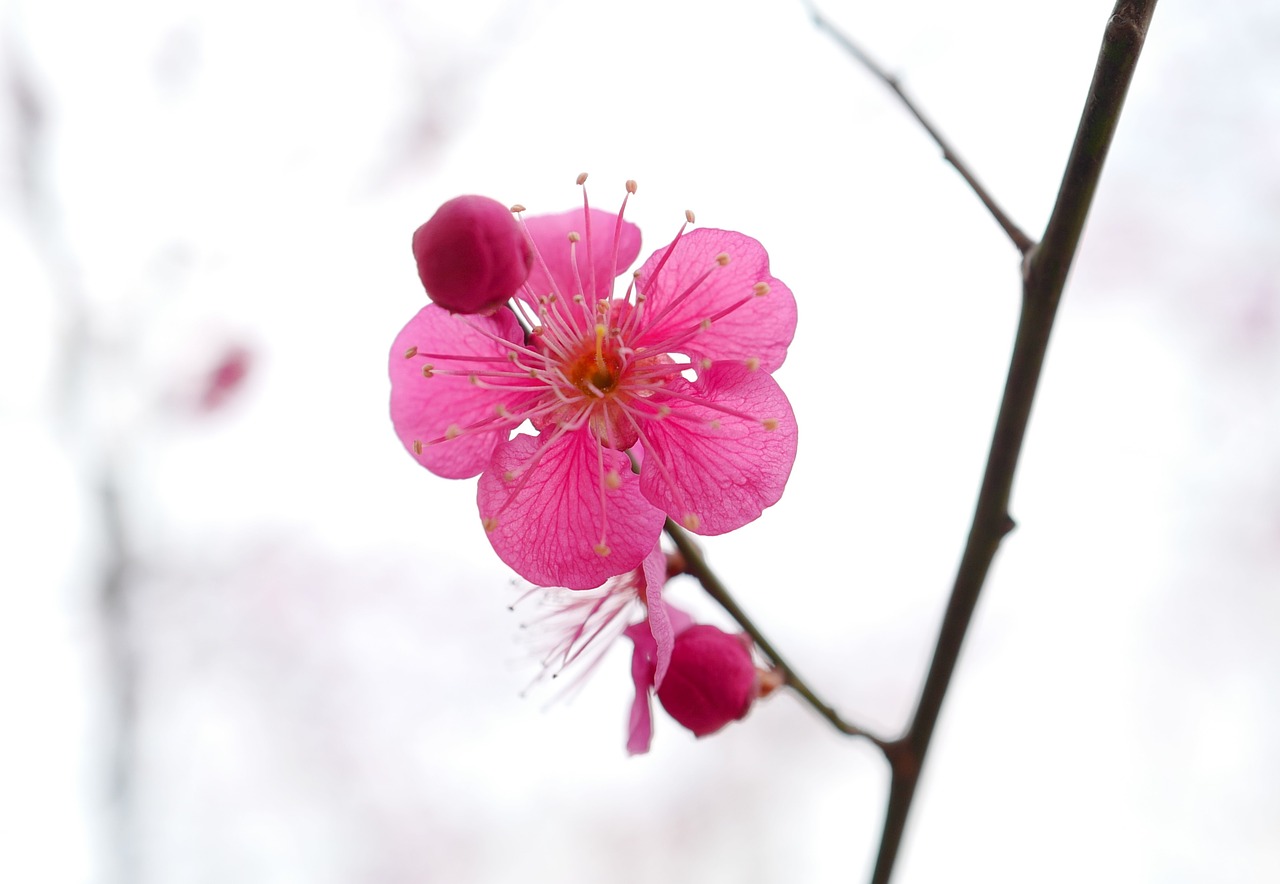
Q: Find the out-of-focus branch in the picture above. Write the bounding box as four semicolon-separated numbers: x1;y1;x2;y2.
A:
802;0;1035;255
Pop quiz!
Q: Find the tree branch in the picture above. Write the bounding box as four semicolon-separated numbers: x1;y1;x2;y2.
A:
802;0;1035;255
865;3;1159;882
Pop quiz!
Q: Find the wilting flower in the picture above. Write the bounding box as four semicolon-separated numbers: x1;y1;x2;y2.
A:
624;604;763;755
390;177;798;589
522;543;679;690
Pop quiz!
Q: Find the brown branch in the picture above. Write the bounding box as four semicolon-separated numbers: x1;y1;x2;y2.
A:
802;0;1035;255
866;3;1160;882
663;519;891;748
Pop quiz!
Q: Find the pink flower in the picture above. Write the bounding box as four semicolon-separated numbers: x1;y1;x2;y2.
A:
389;179;798;589
412;195;533;314
624;606;760;755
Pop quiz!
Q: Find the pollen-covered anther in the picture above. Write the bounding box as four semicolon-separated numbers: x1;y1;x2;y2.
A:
604;469;622;490
626;179;638;194
699;318;712;331
573;294;586;304
510;203;526;213
762;418;780;431
421;364;434;378
502;470;516;482
577;172;589;185
568;231;581;243
685;209;695;224
699;358;712;370
594;543;611;556
445;424;462;441
715;253;731;267
745;357;761;371
682;513;701;531
482;517;499;533
403;346;418;359
752;282;770;297
412;440;423;455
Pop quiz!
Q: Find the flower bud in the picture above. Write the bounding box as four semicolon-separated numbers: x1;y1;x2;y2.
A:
656;625;757;738
411;195;533;314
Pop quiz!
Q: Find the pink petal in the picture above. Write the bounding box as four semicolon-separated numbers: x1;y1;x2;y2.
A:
389;305;534;479
640;545;688;689
634;228;796;372
477;431;665;589
521;208;641;309
624;621;657;755
638;363;798;535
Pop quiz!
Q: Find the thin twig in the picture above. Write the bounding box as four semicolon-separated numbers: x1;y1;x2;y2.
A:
802;0;1036;255
865;3;1160;883
663;519;891;749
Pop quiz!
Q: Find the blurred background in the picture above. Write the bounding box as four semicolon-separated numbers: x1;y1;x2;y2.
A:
2;0;1277;881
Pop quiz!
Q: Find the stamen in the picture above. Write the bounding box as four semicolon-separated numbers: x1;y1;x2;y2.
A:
403;346;418;359
753;282;770;297
685;209;695;224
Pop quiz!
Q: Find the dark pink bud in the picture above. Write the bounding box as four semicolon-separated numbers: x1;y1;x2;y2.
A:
656;625;757;738
411;195;533;314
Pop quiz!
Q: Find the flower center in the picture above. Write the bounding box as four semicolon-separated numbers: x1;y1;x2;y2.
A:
566;323;624;397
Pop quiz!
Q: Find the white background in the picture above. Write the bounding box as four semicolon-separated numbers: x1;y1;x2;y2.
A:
2;0;1278;881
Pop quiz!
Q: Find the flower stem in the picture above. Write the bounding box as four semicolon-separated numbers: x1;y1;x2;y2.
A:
662;519;890;748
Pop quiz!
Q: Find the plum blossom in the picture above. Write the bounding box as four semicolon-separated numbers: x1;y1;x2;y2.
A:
389;177;798;589
624;604;766;755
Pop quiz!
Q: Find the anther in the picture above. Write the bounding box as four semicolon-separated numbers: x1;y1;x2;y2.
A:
510;204;526;213
576;172;589;185
403;346;418;359
709;420;721;431
700;318;712;331
753;282;770;297
745;357;761;372
445;424;461;440
594;543;611;557
763;418;780;431
682;513;701;531
568;231;581;243
482;517;499;533
715;253;731;267
626;179;637;194
412;440;423;455
421;364;434;378
604;470;622;490
699;358;712;370
685;209;695;224
467;373;479;385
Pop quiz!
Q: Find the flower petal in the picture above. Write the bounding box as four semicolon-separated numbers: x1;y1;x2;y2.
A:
624;621;657;755
477;431;665;589
521;208;641;308
641;548;695;690
638;363;798;535
389;305;534;479
634;228;796;372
